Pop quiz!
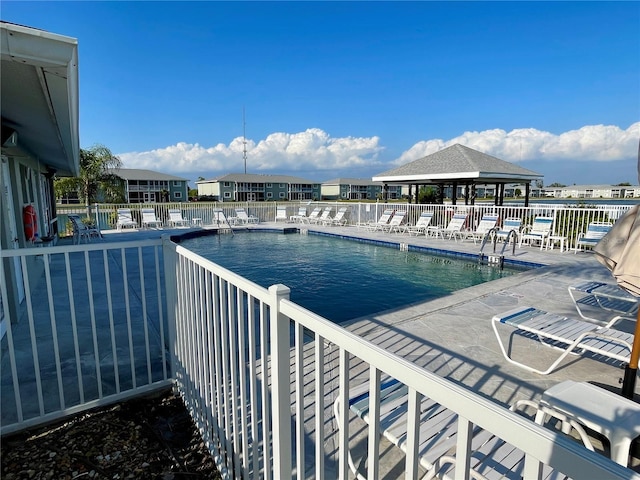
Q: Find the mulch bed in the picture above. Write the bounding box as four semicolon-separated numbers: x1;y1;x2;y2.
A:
1;389;221;479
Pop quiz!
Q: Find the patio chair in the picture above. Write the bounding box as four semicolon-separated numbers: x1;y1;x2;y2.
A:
334;379;595;480
116;208;138;230
322;206;349;226
141;208;162;229
568;280;639;326
301;206;322;224
309;206;333;224
167;209;189;227
384;209;408;233
68;214;101;244
462;214;499;244
404;211;434;236
358;208;394;231
495;217;522;244
231;208;259;225
212;208;233;228
290;206;308;223
428;212;468;240
275;206;288;222
519;216;553;249
573;221;613;254
491;305;633;375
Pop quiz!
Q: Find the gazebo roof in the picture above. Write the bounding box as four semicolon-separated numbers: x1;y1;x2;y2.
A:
372;144;542;185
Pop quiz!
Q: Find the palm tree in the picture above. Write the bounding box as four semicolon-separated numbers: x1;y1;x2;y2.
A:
54;144;125;216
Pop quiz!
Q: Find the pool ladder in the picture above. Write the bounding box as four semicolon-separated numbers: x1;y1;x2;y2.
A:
478;227;517;270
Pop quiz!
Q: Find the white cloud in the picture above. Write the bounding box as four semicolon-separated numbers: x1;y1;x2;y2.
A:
394;122;640;165
118;123;639;181
119;128;385;179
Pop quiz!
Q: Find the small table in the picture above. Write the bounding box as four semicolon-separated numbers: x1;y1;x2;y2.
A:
192;217;202;227
539;380;640;466
546;235;567;252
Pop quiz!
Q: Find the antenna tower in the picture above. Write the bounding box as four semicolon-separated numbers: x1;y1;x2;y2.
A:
242;107;247;174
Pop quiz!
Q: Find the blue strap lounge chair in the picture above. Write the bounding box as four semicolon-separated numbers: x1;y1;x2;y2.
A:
573;221;612;253
492;305;633;375
334;379;595;480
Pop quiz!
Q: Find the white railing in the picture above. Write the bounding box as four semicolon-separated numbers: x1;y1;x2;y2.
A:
54;201;634;251
163;237;637;480
2;234;637;479
0;240;172;435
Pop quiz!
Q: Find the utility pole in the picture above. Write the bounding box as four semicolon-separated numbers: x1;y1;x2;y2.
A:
243;107;247;174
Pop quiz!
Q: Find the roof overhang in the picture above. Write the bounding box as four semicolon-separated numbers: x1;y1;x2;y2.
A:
372;171;543;184
1;22;80;176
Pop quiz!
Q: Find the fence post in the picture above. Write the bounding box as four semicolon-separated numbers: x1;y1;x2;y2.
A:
162;235;179;380
269;283;292;479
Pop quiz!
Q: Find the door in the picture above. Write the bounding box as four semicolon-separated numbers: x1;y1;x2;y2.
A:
247;193;256;202
144;191;155;203
0;157;25;329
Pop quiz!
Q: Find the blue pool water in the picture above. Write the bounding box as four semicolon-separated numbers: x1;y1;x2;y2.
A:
182;231;523;324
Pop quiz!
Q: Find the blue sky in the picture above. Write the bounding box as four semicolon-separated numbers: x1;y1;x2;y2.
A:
3;1;639;186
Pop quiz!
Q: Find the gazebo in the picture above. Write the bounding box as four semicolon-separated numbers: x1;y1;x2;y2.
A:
372;144;543;206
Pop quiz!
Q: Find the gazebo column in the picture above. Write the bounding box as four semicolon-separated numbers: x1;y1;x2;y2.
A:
525;183;530;207
438;184;444;204
451;182;457;205
494;183;500;205
383;183;389;201
471;184;477;205
408;184;412;203
464;183;470;205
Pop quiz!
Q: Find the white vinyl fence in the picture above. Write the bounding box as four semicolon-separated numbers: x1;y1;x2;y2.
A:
1;235;637;479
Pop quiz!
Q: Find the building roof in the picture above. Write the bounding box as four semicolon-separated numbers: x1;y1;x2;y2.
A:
197;173;319;185
115;168;188;182
322;178;384;186
1;21;80;176
372;144;542;185
549;184;640;190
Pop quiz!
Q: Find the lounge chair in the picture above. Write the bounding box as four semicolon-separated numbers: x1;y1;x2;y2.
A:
212;208;232;228
231;208;259;225
428;212;468;240
335;379;594;480
275;206;288;222
462;214;499;244
167;209;189;227
491;305;633;375
68;214;101;244
404;211;434;236
519;216;553;249
116;208;138;230
568;280;639;326
384;210;408;233
309;206;333;224
322;206;348;226
358;208;394;231
495;217;522;244
289;206;307;223
573;221;612;254
301;206;322;224
141;208;162;229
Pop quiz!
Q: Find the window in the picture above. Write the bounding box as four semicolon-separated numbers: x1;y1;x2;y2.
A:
224;182;231;187
279;192;286;198
266;183;272;188
224;192;231;198
173;181;181;186
279;183;285;188
267;192;273;198
174;192;182;199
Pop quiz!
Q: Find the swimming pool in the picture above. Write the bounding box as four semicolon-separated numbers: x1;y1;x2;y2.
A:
182;231;525;324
